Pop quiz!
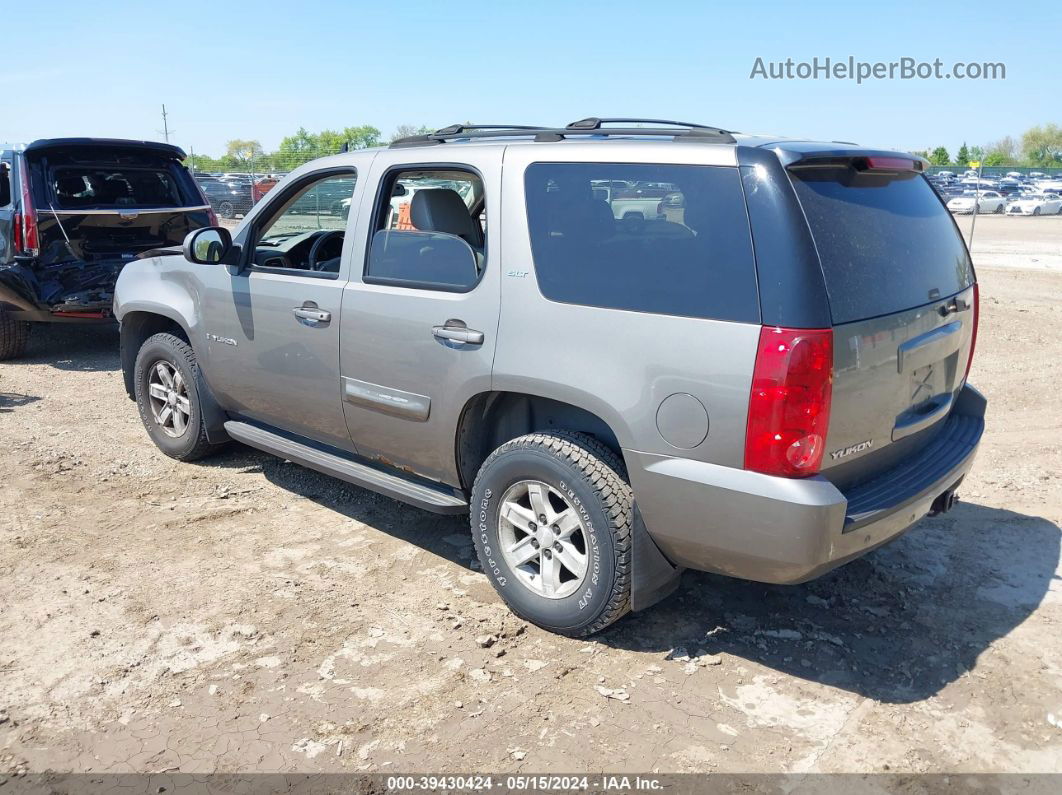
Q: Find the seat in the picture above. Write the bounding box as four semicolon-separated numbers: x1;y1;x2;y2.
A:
409;189;484;250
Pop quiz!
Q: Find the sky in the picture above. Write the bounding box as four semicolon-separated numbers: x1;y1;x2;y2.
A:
1;0;1057;157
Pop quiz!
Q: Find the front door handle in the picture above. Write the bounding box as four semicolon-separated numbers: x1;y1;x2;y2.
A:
293;303;331;325
432;319;484;345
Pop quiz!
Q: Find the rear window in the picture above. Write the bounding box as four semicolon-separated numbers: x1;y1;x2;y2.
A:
524;163;759;323
790;167;973;324
50;166;184;209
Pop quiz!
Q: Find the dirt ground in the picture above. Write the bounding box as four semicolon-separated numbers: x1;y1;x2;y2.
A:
1;220;1060;776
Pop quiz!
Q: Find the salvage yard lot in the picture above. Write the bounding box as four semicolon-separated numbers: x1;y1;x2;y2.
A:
1;222;1060;774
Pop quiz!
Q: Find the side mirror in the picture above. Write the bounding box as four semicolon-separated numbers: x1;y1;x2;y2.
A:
183;226;232;264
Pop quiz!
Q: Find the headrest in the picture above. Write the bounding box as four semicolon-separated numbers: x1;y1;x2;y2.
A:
410;189;480;246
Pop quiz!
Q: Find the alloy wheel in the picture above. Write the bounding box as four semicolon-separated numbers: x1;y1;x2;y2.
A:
147;360;191;438
498;480;590;600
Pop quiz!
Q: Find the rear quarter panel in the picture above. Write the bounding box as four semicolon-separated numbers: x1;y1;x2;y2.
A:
495;143;759;469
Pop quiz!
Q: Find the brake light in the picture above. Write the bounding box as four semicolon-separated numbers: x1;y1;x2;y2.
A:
17;160;39;255
860;156;922;173
744;327;834;477
964;283;979;383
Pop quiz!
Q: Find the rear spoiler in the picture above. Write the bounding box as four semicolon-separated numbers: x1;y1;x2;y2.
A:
760;142;929;172
24;138;187;160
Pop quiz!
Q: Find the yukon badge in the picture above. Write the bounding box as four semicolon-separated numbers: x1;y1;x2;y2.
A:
830;439;874;461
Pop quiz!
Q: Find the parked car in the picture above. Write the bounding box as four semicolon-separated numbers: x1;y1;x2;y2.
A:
946;190;1006;214
114;120;983;636
0;138;213;359
1006;192;1062;215
253;176;279;204
197;177;253;219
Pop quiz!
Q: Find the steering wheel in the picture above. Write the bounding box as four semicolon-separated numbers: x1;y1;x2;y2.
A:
308;230;345;271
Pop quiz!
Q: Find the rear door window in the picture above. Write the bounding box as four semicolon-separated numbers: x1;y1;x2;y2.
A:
524;163;758;323
789;167;973;324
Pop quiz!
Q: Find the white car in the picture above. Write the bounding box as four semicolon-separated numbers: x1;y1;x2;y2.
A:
947;191;1006;214
1006;193;1062;216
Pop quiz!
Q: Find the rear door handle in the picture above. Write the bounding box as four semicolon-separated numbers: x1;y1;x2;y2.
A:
432;319;484;345
293;304;331;325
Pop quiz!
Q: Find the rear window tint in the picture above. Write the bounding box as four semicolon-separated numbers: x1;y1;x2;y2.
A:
51;166;183;209
524;163;758;322
790;168;973;324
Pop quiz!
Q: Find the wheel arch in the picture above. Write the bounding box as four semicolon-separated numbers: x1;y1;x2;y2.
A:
454;390;628;492
119;307;230;445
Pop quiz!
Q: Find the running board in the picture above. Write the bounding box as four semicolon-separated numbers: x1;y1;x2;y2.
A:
223;421;469;515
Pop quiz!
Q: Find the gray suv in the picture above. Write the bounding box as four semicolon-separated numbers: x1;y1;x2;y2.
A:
113;119;985;636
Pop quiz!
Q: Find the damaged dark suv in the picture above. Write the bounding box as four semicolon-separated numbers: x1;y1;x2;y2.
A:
0;138;213;359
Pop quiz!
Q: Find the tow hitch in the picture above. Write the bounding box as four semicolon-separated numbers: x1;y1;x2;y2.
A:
929;488;959;516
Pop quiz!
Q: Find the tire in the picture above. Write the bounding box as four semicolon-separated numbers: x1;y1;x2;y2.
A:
216;200;235;219
1033;207;1041;216
994;203;1004;214
0;309;31;360
470;431;632;636
133;332;222;461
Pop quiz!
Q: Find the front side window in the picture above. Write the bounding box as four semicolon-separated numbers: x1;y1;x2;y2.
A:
524;162;758;322
364;168;485;292
250;171;357;275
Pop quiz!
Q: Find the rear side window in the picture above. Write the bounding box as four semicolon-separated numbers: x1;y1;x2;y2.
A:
524;163;758;322
790;167;973;324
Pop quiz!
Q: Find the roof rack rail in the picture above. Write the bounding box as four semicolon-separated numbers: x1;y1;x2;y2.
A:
389;120;737;148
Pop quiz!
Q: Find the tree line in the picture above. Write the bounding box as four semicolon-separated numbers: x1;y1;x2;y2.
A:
913;124;1062;168
186;121;1062;173
186;124;433;173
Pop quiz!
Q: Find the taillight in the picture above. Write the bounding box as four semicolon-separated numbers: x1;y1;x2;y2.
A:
858;156;922;173
964;283;979;383
744;326;834;478
17;161;39;255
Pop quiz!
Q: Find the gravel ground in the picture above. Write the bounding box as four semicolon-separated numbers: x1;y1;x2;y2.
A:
0;255;1060;774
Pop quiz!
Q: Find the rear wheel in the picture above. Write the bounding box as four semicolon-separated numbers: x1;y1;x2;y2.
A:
134;332;223;461
1033;206;1041;216
994;203;1004;214
0;309;31;360
470;432;632;636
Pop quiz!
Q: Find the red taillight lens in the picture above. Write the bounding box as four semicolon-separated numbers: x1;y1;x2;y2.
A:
745;326;834;478
860;156;921;172
964;283;979;383
18;162;39;255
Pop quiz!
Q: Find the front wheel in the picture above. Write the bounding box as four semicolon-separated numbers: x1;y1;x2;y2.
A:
994;203;1004;214
470;432;633;636
1033;206;1041;216
134;332;223;460
216;200;235;219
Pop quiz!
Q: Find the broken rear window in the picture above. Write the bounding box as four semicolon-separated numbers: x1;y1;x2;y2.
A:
50;167;184;209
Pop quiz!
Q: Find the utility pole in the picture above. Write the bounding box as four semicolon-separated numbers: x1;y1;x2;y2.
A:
160;104;171;143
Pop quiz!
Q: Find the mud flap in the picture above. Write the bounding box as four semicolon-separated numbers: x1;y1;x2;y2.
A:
631;504;683;611
197;370;232;445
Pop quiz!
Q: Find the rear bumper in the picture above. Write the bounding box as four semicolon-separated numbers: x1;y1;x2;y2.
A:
627;384;986;585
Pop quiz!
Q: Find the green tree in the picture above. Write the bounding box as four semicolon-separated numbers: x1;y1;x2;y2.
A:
1021;124;1062;167
224;139;264;168
969;145;985;163
391;124;434;142
955;143;971;168
929;147;951;166
982;136;1018;167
